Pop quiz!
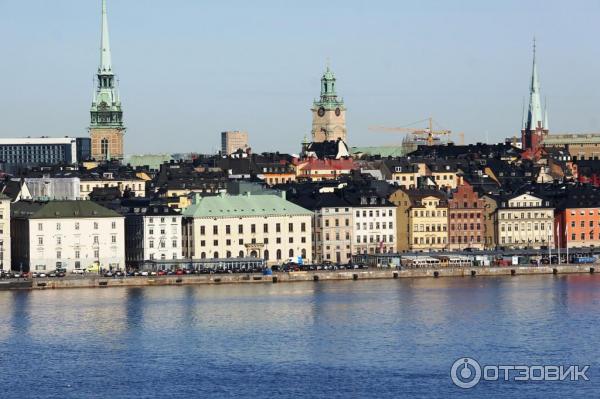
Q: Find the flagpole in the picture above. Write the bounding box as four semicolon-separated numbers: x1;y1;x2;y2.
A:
557;223;561;264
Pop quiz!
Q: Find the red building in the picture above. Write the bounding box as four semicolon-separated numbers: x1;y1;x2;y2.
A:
448;182;485;250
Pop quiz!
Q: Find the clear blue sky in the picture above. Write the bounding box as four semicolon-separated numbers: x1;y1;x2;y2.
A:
1;0;599;155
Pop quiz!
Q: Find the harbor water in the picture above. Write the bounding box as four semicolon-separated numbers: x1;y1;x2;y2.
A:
0;275;599;398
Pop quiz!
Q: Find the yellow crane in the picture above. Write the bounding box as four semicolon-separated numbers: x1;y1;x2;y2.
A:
369;117;453;146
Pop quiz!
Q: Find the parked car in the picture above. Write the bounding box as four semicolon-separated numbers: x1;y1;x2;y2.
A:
140;271;149;276
175;269;184;275
103;271;114;277
72;269;85;274
157;270;167;276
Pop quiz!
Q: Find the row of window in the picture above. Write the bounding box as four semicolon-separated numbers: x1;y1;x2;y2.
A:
323;218;350;227
200;236;307;246
413;237;447;245
412;224;447;233
499;212;552;220
450;236;482;244
450;223;482;231
355;209;394;218
356;222;393;230
411;210;447;217
500;237;550;244
198;248;306;261
355;235;394;244
500;222;549;232
200;223;306;235
149;240;178;248
148;253;178;260
450;212;482;219
37;235;118;245
38;221;118;231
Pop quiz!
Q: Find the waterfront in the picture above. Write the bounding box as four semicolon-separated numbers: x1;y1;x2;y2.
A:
1;275;599;398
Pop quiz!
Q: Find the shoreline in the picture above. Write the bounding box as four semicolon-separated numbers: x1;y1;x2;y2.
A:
0;264;597;291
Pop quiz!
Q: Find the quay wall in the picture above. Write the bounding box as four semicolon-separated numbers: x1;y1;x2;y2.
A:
18;264;598;290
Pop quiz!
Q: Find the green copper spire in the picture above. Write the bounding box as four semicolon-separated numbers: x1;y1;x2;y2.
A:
90;0;123;129
100;0;112;75
525;38;544;131
314;62;345;110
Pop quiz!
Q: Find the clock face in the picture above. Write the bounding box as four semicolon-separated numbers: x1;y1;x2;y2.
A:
318;107;325;117
335;107;341;116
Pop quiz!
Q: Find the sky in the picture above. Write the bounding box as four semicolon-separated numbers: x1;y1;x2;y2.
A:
1;0;600;156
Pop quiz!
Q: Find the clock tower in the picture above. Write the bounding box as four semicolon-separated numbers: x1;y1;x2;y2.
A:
311;65;347;143
89;0;125;161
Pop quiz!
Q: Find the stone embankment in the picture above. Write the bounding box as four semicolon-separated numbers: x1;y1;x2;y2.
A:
5;264;594;290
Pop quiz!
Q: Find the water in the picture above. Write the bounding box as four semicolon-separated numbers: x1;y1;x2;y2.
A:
1;275;599;398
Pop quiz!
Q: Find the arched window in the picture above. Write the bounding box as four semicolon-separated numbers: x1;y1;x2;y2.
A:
276;249;281;260
101;138;109;158
160;254;166;260
289;249;294;258
226;251;231;258
239;250;244;258
301;249;306;259
201;252;206;259
213;252;219;259
264;250;269;260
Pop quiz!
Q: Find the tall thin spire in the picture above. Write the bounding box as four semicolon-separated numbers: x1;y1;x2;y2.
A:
99;0;112;75
526;37;544;130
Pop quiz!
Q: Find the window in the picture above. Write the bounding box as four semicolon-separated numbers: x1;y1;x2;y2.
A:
213;226;218;234
56;237;61;245
160;229;165;235
251;224;256;234
111;235;116;243
238;225;243;234
200;226;205;235
75;250;80;259
38;223;43;231
56;223;61;231
111;221;116;229
226;225;231;234
38;237;43;245
263;224;268;233
93;222;98;230
149;229;154;235
288;223;293;232
200;240;205;247
56;251;61;259
93;236;99;244
213;240;218;246
276;223;281;233
301;222;306;232
238;239;244;245
150;240;154;248
172;240;177;247
75;222;79;230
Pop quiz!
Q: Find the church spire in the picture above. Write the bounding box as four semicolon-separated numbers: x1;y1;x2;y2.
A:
99;0;112;75
525;38;544;131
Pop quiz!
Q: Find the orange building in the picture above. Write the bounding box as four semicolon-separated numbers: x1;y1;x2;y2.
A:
554;186;600;248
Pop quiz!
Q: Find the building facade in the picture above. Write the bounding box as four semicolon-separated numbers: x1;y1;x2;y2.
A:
0;137;90;174
497;193;554;249
90;0;125;160
408;192;448;251
124;204;183;267
352;194;396;255
312;197;353;264
0;194;11;271
221;131;249;155
447;183;485;250
182;193;312;265
554;186;600;249
311;65;347;143
10;201;125;272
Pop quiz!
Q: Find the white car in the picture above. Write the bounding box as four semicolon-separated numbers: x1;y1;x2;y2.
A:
141;271;149;276
72;269;84;274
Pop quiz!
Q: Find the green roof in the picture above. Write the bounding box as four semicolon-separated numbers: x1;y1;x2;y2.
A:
543;133;600;145
183;193;312;218
351;146;409;157
12;200;122;219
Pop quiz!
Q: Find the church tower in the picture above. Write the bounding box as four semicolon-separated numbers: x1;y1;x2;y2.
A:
311;64;347;143
521;39;548;152
89;0;125;161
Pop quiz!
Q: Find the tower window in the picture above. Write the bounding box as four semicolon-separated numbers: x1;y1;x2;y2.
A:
101;138;109;157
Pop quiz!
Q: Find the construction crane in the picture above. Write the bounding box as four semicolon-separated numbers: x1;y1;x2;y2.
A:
369;117;453;146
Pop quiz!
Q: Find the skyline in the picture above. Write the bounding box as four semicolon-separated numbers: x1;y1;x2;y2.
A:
1;0;600;155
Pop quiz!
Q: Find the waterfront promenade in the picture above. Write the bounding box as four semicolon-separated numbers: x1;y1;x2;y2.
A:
2;264;596;290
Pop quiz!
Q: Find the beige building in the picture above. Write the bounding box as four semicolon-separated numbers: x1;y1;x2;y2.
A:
388;189;411;251
497;193;554;249
542;133;600;161
407;190;448;251
312;199;353;264
481;195;498;250
80;175;146;199
182;193;312;265
0;194;11;271
221;131;249;155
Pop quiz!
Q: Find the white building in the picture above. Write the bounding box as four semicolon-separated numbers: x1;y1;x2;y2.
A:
351;194;397;254
497;193;554;249
11;201;125;272
0;194;11;271
17;177;81;200
183;193;313;265
124;204;183;268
